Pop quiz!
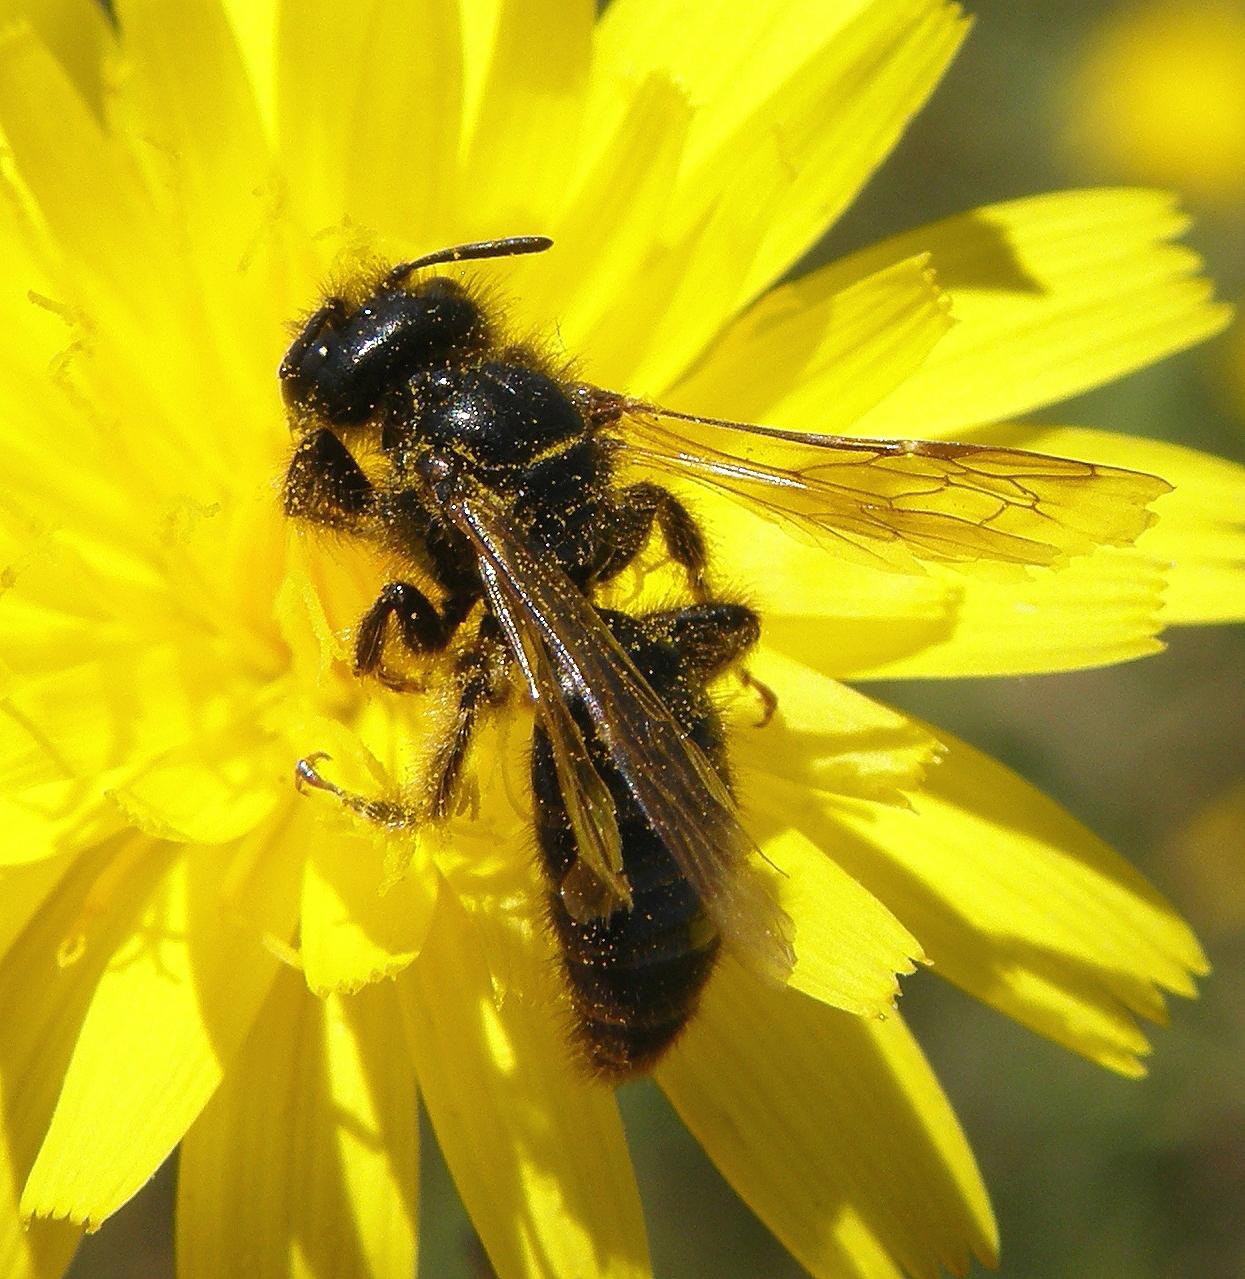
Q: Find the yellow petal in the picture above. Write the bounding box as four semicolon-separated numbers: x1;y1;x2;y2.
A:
696;491;1166;677
817;549;1165;678
591;0;873;154
110;0;287;411
518;74;693;352
299;810;437;996
0;841;173;1204
0;641;208;788
0;262;73;431
337;1;464;247
177;972;418;1279
818;728;1207;1075
275;0;459;239
0;791;123;875
606;0;970;392
0;854;74;969
0;844;149;1276
0;534;287;864
274;0;378;231
0;1185;77;1279
732;647;940;803
112;0;267;244
592;0;966;290
759;828;922;1016
7;0;111;116
725;653;929;1013
456;0;593;234
728;1;968;304
399;890;650;1279
106;735;282;846
836;189;1232;437
0;637;282;867
658;960;997;1279
951;425;1245;624
219;0;278;142
0;532;153;676
668;256;953;433
0;24;176;329
21;819;302;1227
454;0;500;144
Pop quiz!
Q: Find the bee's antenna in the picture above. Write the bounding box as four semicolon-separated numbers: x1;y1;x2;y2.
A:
385;236;553;288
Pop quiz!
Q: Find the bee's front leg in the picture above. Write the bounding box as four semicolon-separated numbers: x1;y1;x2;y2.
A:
293;752;418;828
283;428;374;530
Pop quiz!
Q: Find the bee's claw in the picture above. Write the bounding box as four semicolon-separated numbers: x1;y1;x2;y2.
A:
294;752;338;795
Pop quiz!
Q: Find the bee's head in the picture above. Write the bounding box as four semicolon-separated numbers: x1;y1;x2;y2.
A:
279;276;489;426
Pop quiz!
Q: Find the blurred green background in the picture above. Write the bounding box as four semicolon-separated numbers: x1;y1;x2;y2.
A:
69;2;1245;1277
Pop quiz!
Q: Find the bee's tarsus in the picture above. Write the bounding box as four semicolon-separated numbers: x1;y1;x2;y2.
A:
741;671;779;728
293;754;416;829
456;773;482;821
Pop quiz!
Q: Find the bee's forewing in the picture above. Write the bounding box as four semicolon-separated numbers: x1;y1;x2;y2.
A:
605;395;1169;575
453;486;795;982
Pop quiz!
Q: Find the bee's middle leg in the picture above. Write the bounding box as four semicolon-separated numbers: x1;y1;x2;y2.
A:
645;601;776;724
596;482;709;597
645;602;761;678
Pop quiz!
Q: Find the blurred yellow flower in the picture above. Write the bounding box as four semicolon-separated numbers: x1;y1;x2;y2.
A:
1;2;1243;1278
1159;780;1245;942
1063;0;1245;208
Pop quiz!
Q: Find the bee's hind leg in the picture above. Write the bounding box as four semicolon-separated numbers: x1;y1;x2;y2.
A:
644;601;776;725
645;601;760;677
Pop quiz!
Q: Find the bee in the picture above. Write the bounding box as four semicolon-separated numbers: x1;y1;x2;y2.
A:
280;236;1167;1078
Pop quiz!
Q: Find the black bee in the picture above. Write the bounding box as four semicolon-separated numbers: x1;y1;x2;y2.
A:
280;236;1167;1078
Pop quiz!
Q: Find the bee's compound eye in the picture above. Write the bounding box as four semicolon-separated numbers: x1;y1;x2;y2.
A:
279;297;348;409
279;278;489;426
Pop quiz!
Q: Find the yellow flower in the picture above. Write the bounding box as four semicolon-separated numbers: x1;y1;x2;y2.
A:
1159;781;1245;943
1063;0;1245;209
1;2;1242;1278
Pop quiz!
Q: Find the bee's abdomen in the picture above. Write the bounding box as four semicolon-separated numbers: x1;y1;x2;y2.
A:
532;716;727;1079
530;605;757;1079
540;799;722;1078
